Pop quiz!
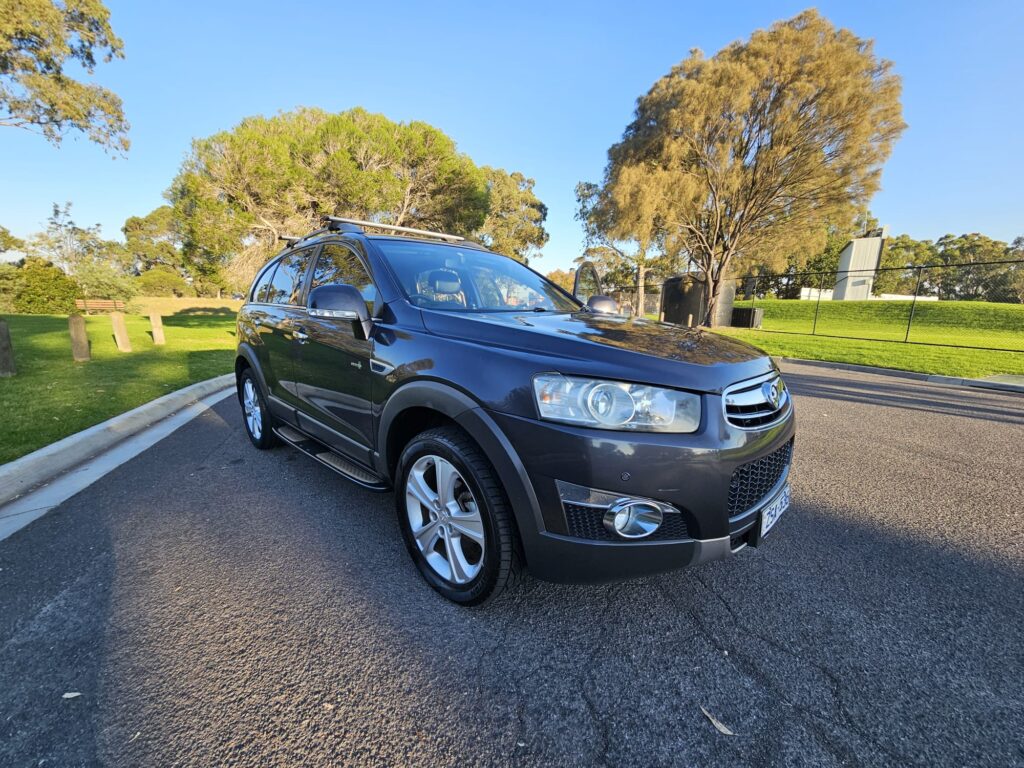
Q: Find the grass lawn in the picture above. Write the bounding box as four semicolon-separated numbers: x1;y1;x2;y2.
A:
713;328;1024;379
733;298;1024;351
0;304;238;464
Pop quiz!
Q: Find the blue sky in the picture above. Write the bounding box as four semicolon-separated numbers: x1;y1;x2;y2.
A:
2;1;1022;271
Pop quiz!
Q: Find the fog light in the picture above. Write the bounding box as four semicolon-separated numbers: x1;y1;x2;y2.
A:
603;500;664;539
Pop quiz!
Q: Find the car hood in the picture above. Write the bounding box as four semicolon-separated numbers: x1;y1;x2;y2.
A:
420;310;773;392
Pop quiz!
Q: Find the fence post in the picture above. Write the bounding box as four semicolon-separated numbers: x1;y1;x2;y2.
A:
811;271;825;336
149;313;166;345
111;312;132;353
0;319;15;377
69;314;91;362
905;266;924;343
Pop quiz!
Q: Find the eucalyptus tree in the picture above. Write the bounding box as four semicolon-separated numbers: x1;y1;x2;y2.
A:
585;10;905;324
0;0;129;152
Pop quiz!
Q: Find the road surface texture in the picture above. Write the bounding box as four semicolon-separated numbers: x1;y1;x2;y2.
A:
1;362;1022;767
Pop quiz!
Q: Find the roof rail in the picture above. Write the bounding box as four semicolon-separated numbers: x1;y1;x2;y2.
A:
322;216;465;243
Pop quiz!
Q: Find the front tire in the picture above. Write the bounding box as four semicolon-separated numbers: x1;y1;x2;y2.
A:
396;426;520;606
238;369;279;449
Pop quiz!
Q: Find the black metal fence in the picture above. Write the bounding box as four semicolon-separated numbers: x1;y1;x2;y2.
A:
733;260;1024;352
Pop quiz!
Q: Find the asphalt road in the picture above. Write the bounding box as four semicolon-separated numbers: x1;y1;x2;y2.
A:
1;362;1022;767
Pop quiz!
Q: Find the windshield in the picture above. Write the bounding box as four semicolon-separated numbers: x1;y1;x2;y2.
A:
373;239;582;313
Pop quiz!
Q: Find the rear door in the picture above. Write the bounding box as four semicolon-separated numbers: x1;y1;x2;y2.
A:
292;242;377;463
260;246;318;414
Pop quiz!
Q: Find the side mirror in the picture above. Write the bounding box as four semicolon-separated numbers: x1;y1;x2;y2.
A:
572;261;603;304
308;284;371;339
587;295;618;314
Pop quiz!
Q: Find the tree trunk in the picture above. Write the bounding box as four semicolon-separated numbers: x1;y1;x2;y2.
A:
636;265;647;318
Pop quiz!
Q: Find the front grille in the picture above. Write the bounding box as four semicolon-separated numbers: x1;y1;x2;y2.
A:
724;374;790;429
728;440;793;517
563;503;689;542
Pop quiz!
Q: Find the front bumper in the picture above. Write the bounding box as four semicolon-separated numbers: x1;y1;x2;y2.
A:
488;391;796;583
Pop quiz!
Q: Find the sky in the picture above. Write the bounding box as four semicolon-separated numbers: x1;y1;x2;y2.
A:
2;0;1022;272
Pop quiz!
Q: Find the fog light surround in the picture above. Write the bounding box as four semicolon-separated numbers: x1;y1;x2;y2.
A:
603;500;664;539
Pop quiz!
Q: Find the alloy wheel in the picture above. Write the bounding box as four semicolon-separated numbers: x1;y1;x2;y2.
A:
405;454;485;584
242;378;263;440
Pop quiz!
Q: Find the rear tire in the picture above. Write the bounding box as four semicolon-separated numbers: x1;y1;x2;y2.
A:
238;369;280;449
396;426;520;606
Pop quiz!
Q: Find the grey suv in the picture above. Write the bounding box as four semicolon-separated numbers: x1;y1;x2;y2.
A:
235;217;795;605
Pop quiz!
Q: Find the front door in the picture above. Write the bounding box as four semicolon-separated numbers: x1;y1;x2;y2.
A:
292;242;377;464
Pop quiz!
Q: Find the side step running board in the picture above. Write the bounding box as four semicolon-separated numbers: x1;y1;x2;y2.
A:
274;425;389;492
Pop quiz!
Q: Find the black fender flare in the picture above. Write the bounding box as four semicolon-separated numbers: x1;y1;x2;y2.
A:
234;344;269;401
378;381;546;565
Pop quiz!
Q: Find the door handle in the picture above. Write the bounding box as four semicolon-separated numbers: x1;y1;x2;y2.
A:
293;330;309;344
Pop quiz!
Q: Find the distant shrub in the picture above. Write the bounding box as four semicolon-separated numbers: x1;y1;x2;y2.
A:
12;258;82;314
75;261;138;302
0;262;19;313
135;265;189;297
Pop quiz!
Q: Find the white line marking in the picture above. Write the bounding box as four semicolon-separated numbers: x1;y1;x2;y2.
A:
0;389;233;542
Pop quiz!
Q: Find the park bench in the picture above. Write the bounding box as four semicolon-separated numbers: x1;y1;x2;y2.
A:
74;299;126;314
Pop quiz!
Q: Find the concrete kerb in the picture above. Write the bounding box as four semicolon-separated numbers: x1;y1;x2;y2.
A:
774;357;1024;395
0;373;235;508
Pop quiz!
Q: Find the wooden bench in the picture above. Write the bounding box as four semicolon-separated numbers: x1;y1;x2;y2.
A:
74;299;126;314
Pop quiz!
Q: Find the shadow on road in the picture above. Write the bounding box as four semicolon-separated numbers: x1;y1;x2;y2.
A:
785;371;1024;425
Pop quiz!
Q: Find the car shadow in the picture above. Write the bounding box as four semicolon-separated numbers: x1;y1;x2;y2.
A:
783;371;1024;425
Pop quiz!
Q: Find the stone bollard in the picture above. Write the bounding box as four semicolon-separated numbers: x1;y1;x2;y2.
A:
69;314;91;362
111;312;132;352
0;319;15;377
149;313;166;345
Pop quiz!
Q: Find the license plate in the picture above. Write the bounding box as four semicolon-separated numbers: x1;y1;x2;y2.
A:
760;483;791;537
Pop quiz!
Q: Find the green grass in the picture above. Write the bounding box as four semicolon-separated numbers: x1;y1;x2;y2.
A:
734;298;1024;350
0;309;237;464
713;328;1024;378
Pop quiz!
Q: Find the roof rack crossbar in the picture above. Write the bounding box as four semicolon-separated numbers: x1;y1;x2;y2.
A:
278;234;303;246
322;216;464;243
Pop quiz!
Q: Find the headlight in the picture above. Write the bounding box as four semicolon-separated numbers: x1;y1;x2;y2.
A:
532;374;701;432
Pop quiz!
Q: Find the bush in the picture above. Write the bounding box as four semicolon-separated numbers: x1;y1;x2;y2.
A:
12;258;82;314
135;265;190;297
75;261;138;302
0;262;19;313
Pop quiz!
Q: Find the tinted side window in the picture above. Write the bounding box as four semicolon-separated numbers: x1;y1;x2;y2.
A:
267;249;314;305
252;260;278;303
311;244;376;312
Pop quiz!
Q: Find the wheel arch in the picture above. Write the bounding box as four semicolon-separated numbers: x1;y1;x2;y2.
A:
378;381;545;567
234;344;268;400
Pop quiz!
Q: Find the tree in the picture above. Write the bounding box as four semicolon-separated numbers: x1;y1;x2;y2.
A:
122;206;183;271
473;167;548;262
0;0;129;152
1010;237;1024;304
13;257;81;313
25;202;121;271
872;234;936;295
926;233;1013;301
591;10;905;325
545;268;575;293
135;264;189;297
75;259;136;301
170;107;503;289
0;225;23;253
575;182;679;316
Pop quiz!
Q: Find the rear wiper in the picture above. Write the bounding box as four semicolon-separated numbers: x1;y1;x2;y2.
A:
529;306;549;312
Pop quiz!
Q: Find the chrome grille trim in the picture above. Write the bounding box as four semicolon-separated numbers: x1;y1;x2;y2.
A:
723;372;791;430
